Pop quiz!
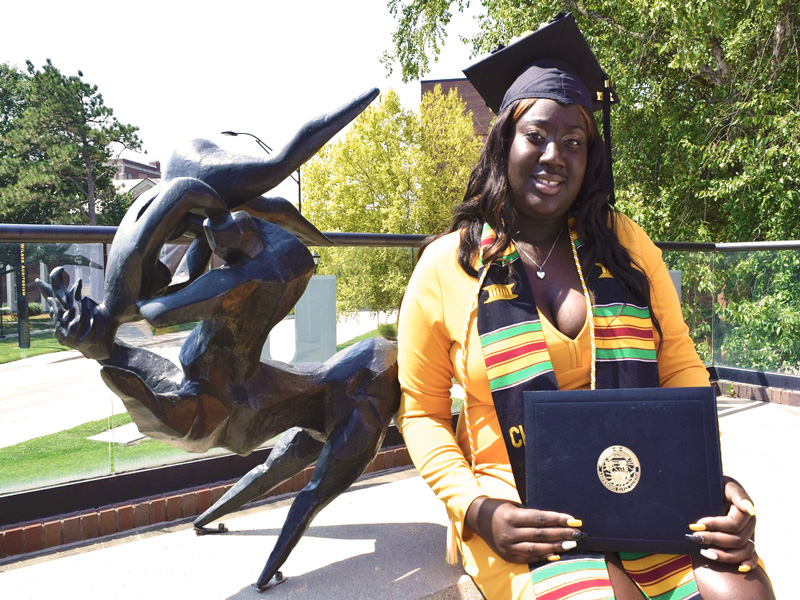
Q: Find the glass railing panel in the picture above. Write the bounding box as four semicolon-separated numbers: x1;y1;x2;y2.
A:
661;249;715;365
0;241;415;494
0;241;112;494
17;236;800;493
712;249;800;374
310;245;410;349
112;245;411;474
1;241;107;358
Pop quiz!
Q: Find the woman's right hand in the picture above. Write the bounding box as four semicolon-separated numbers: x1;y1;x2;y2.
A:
465;496;585;564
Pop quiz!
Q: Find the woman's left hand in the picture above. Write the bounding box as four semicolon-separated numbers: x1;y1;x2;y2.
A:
687;476;758;571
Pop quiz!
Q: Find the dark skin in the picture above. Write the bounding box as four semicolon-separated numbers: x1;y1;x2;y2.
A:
465;100;775;599
507;98;588;338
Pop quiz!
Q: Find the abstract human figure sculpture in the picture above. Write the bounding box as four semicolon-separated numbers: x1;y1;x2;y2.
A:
37;88;401;591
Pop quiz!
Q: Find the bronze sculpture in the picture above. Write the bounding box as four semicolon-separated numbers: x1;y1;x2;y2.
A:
37;88;401;591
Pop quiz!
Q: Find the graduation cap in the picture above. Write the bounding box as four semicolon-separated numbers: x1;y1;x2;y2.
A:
463;12;616;114
463;12;619;200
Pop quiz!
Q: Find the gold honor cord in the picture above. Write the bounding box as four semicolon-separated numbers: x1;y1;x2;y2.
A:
446;225;596;565
569;227;596;390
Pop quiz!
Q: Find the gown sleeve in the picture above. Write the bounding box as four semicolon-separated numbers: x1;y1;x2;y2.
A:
396;238;487;528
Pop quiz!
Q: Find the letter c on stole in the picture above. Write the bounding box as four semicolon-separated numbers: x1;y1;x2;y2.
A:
509;425;526;448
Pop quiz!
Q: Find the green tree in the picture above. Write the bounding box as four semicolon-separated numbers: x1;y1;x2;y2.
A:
0;60;142;225
0;65;30;188
714;251;800;371
416;84;484;232
385;1;800;243
386;1;800;373
303;87;481;315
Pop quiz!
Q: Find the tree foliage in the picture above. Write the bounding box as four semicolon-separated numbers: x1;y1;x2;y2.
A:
0;65;28;149
0;65;29;195
387;1;800;373
386;1;800;243
0;60;142;225
714;251;800;372
303;87;481;315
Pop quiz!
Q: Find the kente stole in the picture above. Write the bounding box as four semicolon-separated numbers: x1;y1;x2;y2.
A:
475;222;700;600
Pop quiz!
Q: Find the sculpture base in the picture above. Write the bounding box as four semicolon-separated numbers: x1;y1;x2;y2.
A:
194;523;228;536
254;571;285;592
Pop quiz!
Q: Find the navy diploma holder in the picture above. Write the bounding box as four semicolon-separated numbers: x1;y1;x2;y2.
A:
523;387;724;554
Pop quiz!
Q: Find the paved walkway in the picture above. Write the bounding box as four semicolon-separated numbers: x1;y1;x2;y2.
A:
0;470;479;600
0;397;796;598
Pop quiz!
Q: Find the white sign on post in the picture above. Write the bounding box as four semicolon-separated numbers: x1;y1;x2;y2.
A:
261;275;337;363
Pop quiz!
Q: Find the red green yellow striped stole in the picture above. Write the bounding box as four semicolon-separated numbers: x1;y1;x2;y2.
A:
481;320;553;391
620;553;699;599
531;554;615;600
595;303;658;363
476;222;660;498
475;222;698;599
530;553;699;600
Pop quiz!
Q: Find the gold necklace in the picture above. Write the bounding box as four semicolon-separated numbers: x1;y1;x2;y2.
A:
513;229;562;279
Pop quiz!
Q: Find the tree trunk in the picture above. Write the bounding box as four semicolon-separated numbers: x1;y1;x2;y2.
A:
83;135;96;226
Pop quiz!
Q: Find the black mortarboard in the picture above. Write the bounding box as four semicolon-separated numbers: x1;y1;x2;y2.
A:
462;12;617;114
463;13;619;201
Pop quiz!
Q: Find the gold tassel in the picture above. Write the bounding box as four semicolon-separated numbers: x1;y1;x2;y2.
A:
445;519;459;565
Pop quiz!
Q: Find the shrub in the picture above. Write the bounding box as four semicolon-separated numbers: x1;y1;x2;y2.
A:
377;323;397;341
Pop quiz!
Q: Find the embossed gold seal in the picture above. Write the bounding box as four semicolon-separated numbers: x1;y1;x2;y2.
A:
597;445;641;493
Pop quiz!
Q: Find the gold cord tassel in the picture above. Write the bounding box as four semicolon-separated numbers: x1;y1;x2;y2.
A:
442;227;593;567
569;225;596;389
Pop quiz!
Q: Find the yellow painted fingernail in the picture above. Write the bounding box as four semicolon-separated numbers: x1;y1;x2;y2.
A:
741;499;756;516
567;519;583;528
547;554;561;562
738;564;751;573
689;523;706;531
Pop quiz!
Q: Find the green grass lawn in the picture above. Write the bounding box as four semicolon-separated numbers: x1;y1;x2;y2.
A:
153;322;198;335
0;315;68;364
0;318;201;365
336;322;397;351
0;412;202;494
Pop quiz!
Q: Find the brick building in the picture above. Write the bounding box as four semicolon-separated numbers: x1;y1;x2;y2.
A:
110;158;162;180
421;78;494;137
111;158;162;200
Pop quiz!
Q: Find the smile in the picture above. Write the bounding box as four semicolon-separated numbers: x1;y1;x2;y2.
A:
532;175;564;193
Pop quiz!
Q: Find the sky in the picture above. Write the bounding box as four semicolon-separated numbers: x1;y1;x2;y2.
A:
0;0;483;202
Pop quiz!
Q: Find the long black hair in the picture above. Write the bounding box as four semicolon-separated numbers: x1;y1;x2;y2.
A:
428;98;661;336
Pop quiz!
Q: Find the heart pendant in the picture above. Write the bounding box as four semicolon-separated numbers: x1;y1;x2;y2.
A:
536;270;546;279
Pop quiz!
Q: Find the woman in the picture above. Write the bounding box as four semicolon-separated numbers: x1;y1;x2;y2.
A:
396;14;774;600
